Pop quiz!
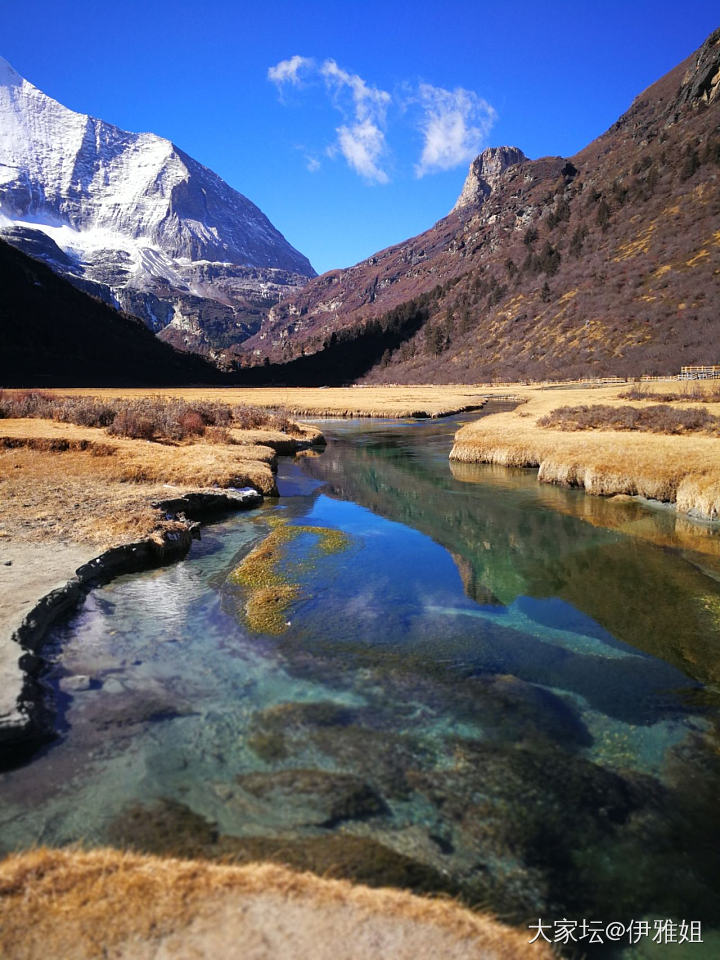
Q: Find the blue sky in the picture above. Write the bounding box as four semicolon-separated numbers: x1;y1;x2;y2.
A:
3;1;718;273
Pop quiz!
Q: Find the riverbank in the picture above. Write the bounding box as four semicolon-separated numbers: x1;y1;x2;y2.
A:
0;403;323;764
0;402;553;960
0;848;547;960
451;383;720;521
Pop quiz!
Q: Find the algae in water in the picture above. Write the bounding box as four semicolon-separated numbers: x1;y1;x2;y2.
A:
228;518;350;634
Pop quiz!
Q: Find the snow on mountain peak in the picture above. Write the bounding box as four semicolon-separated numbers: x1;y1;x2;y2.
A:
0;55;314;275
0;56;22;87
0;55;315;354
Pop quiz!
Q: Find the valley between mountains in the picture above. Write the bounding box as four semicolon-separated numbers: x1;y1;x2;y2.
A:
2;24;720;960
1;28;719;384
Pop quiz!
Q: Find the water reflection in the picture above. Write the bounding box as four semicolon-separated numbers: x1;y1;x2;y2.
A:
299;417;720;687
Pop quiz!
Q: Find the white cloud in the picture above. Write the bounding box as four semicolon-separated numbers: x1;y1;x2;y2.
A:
336;119;389;183
319;59;391;183
319;59;391;126
414;83;497;177
305;155;321;173
268;55;391;183
267;55;314;87
268;58;496;183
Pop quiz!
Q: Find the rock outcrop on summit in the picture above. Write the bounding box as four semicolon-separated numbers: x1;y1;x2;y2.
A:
452;147;526;212
0;56;315;358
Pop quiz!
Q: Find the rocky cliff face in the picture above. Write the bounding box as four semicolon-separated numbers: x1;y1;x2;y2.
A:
452;147;526;211
0;57;315;357
234;28;720;383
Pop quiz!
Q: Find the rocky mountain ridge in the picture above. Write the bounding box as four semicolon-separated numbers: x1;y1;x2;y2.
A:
234;28;720;383
0;56;314;358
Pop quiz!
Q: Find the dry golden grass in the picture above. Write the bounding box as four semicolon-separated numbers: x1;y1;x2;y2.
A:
451;385;720;522
620;380;720;402
0;847;549;960
0;418;299;549
47;385;497;418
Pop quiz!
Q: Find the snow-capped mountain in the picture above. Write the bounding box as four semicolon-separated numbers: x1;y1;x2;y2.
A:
0;56;315;356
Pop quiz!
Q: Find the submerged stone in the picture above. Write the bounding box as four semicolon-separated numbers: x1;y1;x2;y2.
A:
271;639;592;752
77;688;192;740
247;700;429;798
234;768;387;827
106;797;457;900
107;798;219;858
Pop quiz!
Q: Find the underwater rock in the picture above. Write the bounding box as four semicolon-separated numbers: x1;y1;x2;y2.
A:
106;797;457;899
107;798;220;859
58;674;92;693
304;725;429;800
234;768;387;827
247;700;356;761
406;738;661;918
254;701;357;729
271;637;592;752
247;700;427;798
77;688;192;740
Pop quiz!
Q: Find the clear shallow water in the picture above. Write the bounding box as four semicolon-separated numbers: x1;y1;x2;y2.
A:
2;413;720;955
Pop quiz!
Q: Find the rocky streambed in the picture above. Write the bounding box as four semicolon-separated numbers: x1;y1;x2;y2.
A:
0;488;263;768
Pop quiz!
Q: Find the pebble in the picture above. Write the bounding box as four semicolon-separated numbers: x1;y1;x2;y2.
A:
60;674;92;693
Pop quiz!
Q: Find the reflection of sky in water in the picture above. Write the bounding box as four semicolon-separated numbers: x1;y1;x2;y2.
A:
1;414;719;949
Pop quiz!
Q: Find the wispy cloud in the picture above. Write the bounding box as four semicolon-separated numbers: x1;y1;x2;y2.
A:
268;54;390;182
319;59;390;183
267;55;314;87
335;119;388;182
267;56;496;183
414;83;497;177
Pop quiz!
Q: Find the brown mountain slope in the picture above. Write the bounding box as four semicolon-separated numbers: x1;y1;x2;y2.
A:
0;239;221;387
231;28;720;383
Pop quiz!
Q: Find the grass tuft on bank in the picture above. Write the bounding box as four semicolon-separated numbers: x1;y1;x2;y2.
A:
451;384;720;521
538;403;720;435
0;847;547;960
0;390;294;442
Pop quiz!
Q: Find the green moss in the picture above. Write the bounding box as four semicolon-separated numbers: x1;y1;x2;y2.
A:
245;584;300;634
227;519;350;635
228;525;294;588
302;525;351;555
